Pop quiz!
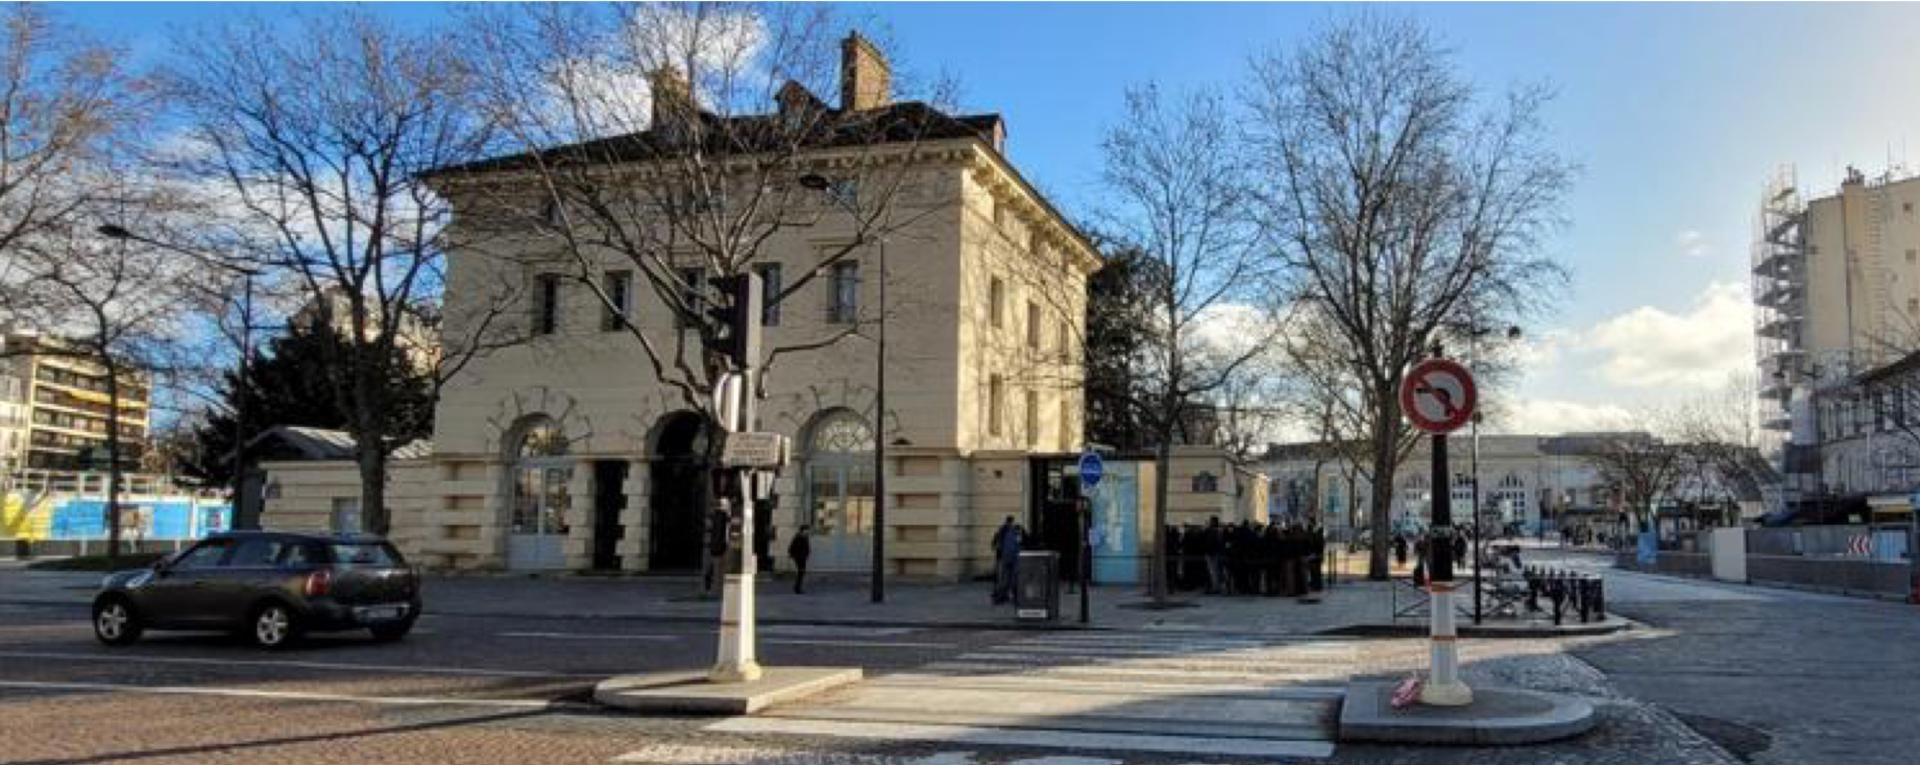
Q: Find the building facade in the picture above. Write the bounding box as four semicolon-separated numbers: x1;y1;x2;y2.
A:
1754;167;1920;506
1261;433;1768;540
0;333;152;481
258;34;1192;580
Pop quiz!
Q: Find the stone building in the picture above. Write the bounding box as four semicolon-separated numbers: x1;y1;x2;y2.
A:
258;33;1148;579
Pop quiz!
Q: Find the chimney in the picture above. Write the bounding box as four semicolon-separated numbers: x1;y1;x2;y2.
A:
839;33;891;112
649;66;695;130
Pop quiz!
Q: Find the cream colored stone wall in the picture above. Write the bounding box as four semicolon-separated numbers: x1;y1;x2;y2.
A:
297;138;1095;579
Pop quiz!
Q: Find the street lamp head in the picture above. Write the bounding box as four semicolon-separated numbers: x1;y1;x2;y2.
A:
96;224;132;240
1505;326;1522;341
797;173;832;191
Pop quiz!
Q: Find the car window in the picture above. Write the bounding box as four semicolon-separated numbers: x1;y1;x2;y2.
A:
278;543;322;567
226;539;284;568
328;543;403;568
171;541;232;570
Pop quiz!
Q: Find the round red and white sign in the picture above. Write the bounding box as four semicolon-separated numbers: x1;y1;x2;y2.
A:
1400;358;1477;434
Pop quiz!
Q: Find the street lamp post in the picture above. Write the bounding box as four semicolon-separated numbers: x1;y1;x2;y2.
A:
1466;322;1520;626
97;224;263;526
798;174;887;604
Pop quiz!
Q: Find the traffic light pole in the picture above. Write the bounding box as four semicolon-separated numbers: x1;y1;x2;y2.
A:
710;273;765;684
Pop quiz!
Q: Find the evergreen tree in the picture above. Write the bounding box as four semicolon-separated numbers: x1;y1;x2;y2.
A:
191;322;433;488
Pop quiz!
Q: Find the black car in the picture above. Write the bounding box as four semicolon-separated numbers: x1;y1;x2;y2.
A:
92;531;422;649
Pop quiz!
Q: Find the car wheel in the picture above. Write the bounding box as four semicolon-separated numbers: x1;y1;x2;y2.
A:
93;598;142;646
249;603;302;649
368;618;414;642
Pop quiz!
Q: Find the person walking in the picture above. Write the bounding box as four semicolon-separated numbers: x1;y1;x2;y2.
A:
787;524;812;594
991;516;1021;604
1203;517;1226;595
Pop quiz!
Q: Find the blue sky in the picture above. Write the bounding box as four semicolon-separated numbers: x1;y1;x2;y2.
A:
60;2;1920;434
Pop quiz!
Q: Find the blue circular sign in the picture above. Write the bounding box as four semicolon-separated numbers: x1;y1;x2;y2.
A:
1078;452;1104;489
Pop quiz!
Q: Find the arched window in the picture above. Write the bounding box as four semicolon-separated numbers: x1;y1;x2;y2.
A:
508;415;572;546
803;410;874;538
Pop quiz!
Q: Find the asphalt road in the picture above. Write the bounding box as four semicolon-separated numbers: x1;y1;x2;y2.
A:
0;556;1909;765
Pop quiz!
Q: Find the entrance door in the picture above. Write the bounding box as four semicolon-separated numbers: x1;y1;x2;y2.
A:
801;410;875;571
649;413;709;571
591;461;627;571
508;459;572;570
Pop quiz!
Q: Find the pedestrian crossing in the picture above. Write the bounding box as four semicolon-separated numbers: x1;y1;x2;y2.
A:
689;630;1351;761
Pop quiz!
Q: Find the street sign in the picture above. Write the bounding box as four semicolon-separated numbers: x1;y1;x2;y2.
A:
1400;358;1477;434
1078;452;1104;489
720;432;788;469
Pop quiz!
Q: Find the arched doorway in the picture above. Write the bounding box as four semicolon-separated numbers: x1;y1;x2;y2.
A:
649;412;711;571
507;415;572;570
801;409;875;571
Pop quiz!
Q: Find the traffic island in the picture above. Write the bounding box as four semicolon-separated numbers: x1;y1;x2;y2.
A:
1338;680;1596;745
594;667;862;715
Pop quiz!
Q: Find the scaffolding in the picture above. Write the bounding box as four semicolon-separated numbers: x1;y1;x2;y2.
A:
1752;166;1807;433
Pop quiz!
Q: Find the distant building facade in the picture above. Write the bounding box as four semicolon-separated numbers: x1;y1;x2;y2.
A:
0;332;152;479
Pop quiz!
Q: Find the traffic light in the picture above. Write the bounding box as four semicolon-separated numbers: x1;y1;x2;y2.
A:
704;271;762;371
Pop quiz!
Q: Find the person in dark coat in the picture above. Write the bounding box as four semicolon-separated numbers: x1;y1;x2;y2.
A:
1307;523;1326;591
991;516;1020;604
1203;517;1226;595
1393;533;1409;567
1262;524;1284;596
787;525;812;594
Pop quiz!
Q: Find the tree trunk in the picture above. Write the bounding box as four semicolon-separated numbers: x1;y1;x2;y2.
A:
104;356;123;567
356;437;388;535
1367;410;1395;580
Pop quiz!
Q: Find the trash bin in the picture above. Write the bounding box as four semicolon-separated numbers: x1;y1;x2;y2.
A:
1015;550;1060;621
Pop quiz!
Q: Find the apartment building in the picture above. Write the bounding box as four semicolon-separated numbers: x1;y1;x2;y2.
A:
0;333;151;476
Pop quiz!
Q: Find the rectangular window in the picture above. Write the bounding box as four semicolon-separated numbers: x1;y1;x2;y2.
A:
676;267;704;328
1059;396;1072;448
988;374;1005;437
532;273;560;335
1908;249;1916;263
330;498;362;533
602;270;632;331
1057;322;1070;361
1026;302;1041;348
830;261;859;324
1025;388;1039;446
755;263;782;326
989;277;1005;329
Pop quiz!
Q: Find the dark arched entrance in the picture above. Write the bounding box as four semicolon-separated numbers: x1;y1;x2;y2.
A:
649;412;711;571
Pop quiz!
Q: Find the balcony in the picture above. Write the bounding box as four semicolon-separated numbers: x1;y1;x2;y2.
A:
1756;315;1801;340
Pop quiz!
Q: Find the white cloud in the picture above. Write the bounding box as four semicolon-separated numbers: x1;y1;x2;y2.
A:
1676;229;1711;258
1493;398;1633;435
1582;280;1753;390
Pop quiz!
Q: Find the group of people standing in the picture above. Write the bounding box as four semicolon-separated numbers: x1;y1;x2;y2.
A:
1165;516;1326;597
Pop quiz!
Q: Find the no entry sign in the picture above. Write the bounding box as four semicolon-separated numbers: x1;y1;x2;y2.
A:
1401;358;1477;434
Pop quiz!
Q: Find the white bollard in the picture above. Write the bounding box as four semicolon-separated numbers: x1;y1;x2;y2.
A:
1420;580;1473;706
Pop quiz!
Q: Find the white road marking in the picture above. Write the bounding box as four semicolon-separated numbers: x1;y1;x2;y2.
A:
871;673;1346;699
0;650;603;679
703;717;1335;759
761;625;918;637
765;638;956;650
920;661;1338;682
611;744;978;765
0;678;554;708
498;631;685;642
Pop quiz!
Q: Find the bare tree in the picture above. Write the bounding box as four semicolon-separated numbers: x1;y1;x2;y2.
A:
448;3;965;436
160;12;522;535
0;195;206;564
0;4;139;261
1248;16;1573;579
1098;82;1276;602
1584;418;1685;535
1672;372;1772;525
